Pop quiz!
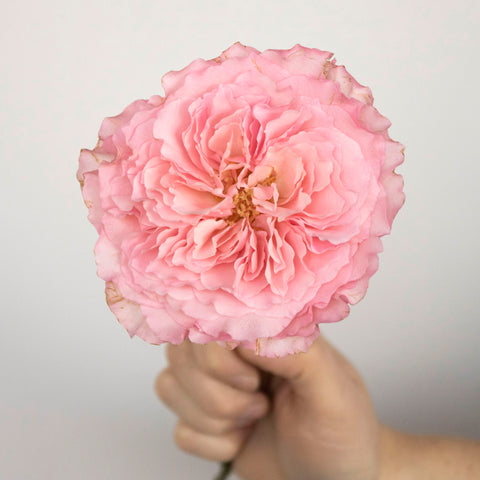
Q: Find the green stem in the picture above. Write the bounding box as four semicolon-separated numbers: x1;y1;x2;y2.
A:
214;461;233;480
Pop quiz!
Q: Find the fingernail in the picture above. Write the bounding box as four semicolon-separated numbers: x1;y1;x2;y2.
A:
232;375;259;391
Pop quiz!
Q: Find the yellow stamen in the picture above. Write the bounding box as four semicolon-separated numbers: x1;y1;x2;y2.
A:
225;187;259;225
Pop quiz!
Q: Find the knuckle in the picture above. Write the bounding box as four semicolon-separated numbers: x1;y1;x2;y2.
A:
165;344;179;366
173;423;242;461
207;395;241;419
210;418;236;435
167;346;189;372
201;349;224;377
345;365;364;388
173;423;193;452
336;352;365;389
204;394;231;418
219;434;243;461
154;369;175;402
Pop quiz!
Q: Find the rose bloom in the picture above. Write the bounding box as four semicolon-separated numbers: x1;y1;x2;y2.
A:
78;43;404;357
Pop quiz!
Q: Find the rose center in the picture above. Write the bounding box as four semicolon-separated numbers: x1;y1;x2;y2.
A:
225;188;258;225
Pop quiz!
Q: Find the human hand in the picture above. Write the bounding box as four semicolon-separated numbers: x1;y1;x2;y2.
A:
155;335;381;480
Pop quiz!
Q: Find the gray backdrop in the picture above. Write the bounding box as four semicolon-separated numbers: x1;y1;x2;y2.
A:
1;0;479;478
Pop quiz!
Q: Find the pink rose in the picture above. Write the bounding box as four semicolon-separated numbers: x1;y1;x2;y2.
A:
78;43;404;357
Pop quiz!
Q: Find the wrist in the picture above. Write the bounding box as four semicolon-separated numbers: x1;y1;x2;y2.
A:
377;424;412;480
376;423;480;479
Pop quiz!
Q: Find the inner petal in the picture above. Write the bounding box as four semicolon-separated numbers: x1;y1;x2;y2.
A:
209;123;245;159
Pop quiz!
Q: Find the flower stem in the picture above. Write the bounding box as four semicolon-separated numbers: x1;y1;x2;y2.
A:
214;461;233;480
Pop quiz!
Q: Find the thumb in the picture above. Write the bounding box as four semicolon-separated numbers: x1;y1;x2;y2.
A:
235;334;341;399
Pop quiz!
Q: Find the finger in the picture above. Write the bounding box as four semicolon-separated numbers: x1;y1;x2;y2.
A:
190;342;261;392
155;369;262;434
174;420;251;462
166;344;269;421
236;334;360;400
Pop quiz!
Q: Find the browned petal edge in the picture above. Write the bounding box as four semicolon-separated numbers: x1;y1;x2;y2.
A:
250;57;262;74
255;338;261;355
91;151;101;164
105;281;124;306
104;281;156;341
322;59;333;78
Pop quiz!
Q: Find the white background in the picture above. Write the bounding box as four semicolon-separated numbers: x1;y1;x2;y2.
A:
1;0;479;478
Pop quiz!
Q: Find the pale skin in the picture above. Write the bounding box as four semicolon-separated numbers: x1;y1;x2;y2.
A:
155;335;480;480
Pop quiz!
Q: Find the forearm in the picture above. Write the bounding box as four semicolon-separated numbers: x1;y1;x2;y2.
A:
378;424;480;479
